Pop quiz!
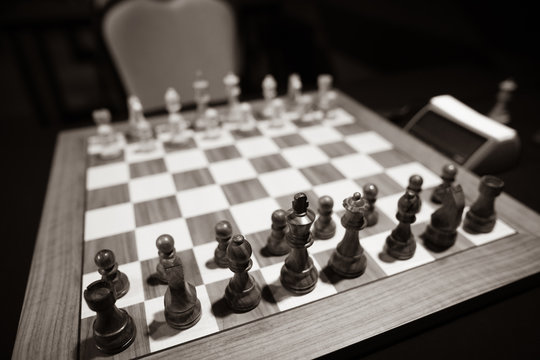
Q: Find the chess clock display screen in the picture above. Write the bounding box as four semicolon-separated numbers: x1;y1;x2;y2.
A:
409;110;487;164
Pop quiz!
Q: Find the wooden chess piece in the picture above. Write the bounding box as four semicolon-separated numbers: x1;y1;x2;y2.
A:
422;185;465;251
313;195;336;239
407;175;423;211
463;176;504;233
224;235;262;312
155;234;177;283
488;78;517;124
162;247;202;329
363;183;379;226
431;164;458;204
384;190;420;260
84;280;136;354
214;220;233;268
266;209;290;256
280;193;318;295
328;192;369;278
95;249;130;299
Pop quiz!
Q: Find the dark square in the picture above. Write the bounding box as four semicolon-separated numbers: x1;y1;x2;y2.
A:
83;231;138;274
250;153;290;174
249;229;288;267
272;134;308;149
335;123;367;136
231;127;262;140
205;270;279;330
163;137;197;152
186;210;240;246
87;151;125;167
412;222;475;259
370;149;414;169
86;184;130;211
355;173;403;198
173;168;215;191
313;249;386;293
129;158;167;178
204;145;241;163
292;118;321;128
300;163;345;186
319;141;357;158
362;211;397;237
275;190;319;212
134;196;182;227
222;178;269;205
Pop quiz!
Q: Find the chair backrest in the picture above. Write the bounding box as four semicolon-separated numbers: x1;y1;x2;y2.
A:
103;0;238;112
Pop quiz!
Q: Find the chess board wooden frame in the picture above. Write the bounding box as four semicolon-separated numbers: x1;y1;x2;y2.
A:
13;91;540;359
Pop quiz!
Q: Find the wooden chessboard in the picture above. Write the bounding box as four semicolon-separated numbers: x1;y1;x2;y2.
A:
13;91;540;359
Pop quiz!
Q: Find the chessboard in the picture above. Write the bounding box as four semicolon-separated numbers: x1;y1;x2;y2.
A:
13;91;540;360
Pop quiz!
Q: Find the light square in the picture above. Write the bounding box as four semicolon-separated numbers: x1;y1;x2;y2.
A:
331;153;384;179
128;173;176;203
164;148;208;173
376;192;436;224
208;158;258;184
230;197;281;235
299;125;343;145
313;179;362;205
135;218;193;261
86;162;129;191
85;203;135;241
281;144;329;168
259;168;312;197
345;131;393;154
310;213;347;254
193;130;235;149
322;108;356;127
176;185;229;218
361;231;435;276
144;286;219;353
386;162;442;189
124;141;165;164
257;120;298;137
235;136;280;158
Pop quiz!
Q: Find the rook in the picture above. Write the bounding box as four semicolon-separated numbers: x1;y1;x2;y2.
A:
463;175;504;233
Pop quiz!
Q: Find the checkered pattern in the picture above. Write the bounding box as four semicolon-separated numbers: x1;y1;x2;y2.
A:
80;107;516;358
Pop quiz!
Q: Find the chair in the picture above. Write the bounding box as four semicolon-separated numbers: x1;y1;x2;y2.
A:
102;0;238;112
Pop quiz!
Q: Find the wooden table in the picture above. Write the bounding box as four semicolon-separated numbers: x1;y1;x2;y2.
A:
13;91;540;359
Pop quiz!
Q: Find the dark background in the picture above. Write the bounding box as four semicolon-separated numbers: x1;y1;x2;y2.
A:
2;0;540;358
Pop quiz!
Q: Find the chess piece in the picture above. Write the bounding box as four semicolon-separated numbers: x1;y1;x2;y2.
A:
127;95;142;139
266;209;290;256
224;235;262;312
238;102;257;133
94;249;130;299
280;193;318;294
431;164;458;204
164;87;189;145
422;185;465;251
214;220;233;268
92;108;121;160
384;190;420;260
162;250;202;329
261;74;277;118
363;183;379;226
298;94;314;122
84;280;136;354
463;176;504;233
204;108;221;139
223;72;242;123
313;195;336;240
155;234;177;283
317;74;333;112
270;98;286;128
488;78;517;124
129;98;155;152
193;70;210;130
287;73;302;107
407;175;423;211
328;192;369;278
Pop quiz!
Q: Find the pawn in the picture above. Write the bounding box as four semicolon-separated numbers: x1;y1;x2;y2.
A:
95;249;129;299
431;164;458;204
463;175;504;233
155;234;177;283
363;183;379;226
384;190;420;260
224;235;262;312
214;220;233;268
266;209;290;256
313;195;336;239
162;249;202;329
84;280;136;354
407;175;423;211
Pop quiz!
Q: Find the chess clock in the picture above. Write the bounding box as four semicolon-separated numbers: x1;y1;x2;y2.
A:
404;95;520;174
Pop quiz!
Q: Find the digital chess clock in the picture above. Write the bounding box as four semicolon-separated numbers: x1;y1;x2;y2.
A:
404;95;520;174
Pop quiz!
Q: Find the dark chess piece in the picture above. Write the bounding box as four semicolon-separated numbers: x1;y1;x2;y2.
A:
384;190;421;260
422;185;465;251
155;234;177;283
407;175;423;211
328;192;369;278
214;220;233;268
162;247;202;329
84;280;136;354
363;183;379;226
313;195;336;239
280;193;319;295
95;249;130;299
266;209;290;256
463;176;504;233
431;164;458;204
224;234;262;312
